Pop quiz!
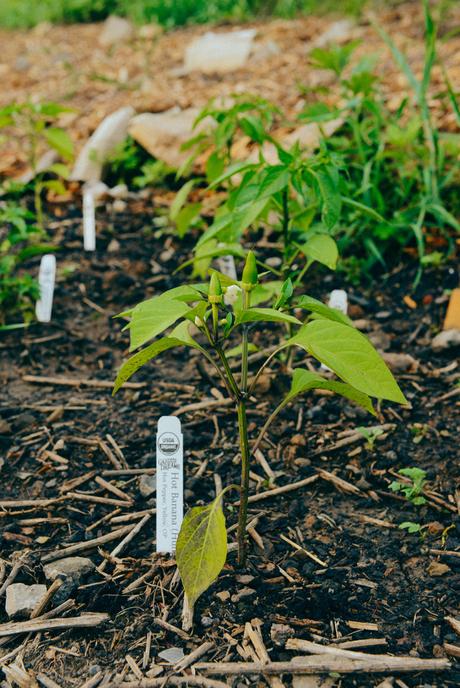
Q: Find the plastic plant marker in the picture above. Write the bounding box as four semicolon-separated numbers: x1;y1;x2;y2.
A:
35;254;56;323
156;416;183;554
83;187;96;251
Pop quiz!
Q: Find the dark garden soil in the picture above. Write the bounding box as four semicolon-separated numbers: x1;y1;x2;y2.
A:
0;194;459;686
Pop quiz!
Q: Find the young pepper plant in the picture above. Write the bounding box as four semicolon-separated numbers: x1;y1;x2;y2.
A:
113;251;406;619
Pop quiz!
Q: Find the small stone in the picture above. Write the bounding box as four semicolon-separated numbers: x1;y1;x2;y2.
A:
112;199;127;213
43;556;95;603
431;329;460;352
184;29;256;74
427;561;451;577
99;16;134;47
265;256;282;268
270;623;295;647
231;587;256;603
107;239;120;253
368;329;391;351
236;574;254;585
382;352;419;373
43;556;94;583
138;474;156;498
138;23;162;40
109;184;129;199
88;665;102;676
158;647;184;664
5;583;47;618
0;418;12;434
216;590;230;602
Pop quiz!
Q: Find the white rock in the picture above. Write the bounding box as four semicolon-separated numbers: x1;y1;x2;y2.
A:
128;108;210;168
432;328;460;352
99;16;134;48
184;29;256;74
43;556;94;583
312;20;353;48
112;199;127;213
158;647;184;664
251;40;280;62
71;106;135;182
5;583;47;618
139;474;156;498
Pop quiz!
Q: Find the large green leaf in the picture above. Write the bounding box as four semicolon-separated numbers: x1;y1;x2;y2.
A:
236;308;302;326
127;289;201;351
289;320;407;404
256;165;290;201
176;495;227;608
298;234;338;270
113;322;202;394
209;161;256;188
295;295;353;326
44;128;74;161
286;368;375;415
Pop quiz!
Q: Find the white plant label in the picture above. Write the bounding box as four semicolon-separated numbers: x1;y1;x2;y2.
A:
156;416;183;554
328;289;348;314
35;254;56;323
83;188;96;251
217;254;237;280
322;289;348;372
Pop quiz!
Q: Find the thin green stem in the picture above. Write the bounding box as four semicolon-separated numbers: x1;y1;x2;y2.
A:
215;345;240;400
252;399;288;454
241;290;250;394
281;188;290;265
236;398;250;566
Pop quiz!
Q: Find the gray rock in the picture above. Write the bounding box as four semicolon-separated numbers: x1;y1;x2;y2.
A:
139;474;156;498
158;647;184;664
99;16;134;48
270;622;295;647
382;352;419;373
5;583;47;618
43;556;94;603
432;329;460;352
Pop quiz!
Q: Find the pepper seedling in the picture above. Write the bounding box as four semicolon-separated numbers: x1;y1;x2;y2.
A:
113;251;407;620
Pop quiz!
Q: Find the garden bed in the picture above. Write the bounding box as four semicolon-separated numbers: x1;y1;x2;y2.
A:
0;196;459;686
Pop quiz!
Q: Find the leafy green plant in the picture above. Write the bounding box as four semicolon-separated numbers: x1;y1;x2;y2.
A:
105;136;171;189
399;521;426;535
0;202;53;325
357;425;384;450
390;467;427;506
113;250;406;618
299;0;460;283
0;101;74;229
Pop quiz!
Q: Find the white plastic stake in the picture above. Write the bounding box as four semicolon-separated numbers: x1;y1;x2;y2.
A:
35;254;56;323
321;289;348;373
156;416;183;554
328;289;348;314
83;187;96;251
217;254;237;280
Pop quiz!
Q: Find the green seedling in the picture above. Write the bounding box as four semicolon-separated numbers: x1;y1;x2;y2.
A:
357;425;384;450
0;101;74;229
390;467;427;506
299;0;460;283
0;202;53;325
399;521;427;536
113;251;407;619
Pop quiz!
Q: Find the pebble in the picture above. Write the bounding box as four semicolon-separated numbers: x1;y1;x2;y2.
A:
139;474;156;498
43;556;95;603
5;583;47;618
158;647;184;664
99;16;134;47
231;587;256;603
382;352;419;373
431;329;460;351
216;590;230;602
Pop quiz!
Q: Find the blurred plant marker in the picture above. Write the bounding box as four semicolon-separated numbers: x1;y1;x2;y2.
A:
35;254;56;323
82;182;107;251
156;416;183;554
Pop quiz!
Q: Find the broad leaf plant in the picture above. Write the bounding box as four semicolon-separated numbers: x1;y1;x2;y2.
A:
113;250;406;620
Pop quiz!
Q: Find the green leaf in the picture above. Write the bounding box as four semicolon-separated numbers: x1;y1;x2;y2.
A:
285;368;375;415
175;203;202;239
295;295;353;326
179;244;245;272
256;166;290;201
310;167;342;230
196;213;232;248
170;180;196;221
113;321;202;394
126;287;202;351
236;308;302;326
289;320;407;404
44;128;73;160
209;161;256;188
341;196;386;223
176;495;227;609
299;234;338;270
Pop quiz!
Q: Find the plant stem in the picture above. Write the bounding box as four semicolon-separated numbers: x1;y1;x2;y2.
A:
236;398;250;566
241;290;250;394
281;188;290;265
215;346;240;399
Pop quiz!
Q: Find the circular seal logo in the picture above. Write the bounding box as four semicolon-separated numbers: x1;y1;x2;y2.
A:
158;432;180;455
